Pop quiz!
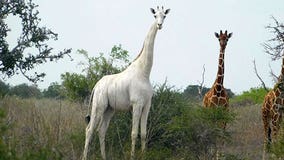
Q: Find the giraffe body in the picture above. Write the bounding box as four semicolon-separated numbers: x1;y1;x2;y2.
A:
82;6;170;160
262;59;284;145
203;30;232;109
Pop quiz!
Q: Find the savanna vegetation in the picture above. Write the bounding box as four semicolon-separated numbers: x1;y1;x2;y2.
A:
1;0;284;159
0;47;283;159
2;79;284;160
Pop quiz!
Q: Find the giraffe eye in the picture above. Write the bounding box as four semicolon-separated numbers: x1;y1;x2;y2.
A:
154;15;157;18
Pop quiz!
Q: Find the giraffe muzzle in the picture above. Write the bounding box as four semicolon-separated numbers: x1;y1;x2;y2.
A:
157;24;163;29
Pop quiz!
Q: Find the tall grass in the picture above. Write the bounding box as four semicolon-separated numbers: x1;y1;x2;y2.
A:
0;90;273;160
1;96;86;160
223;104;264;159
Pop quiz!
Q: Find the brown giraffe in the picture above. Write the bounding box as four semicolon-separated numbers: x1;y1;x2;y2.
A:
203;30;232;109
262;57;284;148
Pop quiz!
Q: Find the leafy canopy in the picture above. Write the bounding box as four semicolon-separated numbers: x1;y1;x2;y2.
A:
0;0;71;83
61;45;129;102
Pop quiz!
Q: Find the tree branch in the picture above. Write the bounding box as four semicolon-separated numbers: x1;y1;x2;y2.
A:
197;64;205;99
269;63;278;83
263;16;284;60
253;59;269;91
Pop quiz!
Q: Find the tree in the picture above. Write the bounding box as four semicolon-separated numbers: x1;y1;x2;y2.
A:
183;85;210;101
61;72;89;102
42;82;63;98
183;85;235;101
0;0;71;83
9;83;41;98
0;80;9;98
263;17;284;61
61;45;129;102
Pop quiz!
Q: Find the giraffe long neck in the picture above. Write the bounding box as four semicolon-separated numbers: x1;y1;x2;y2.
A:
132;23;158;77
214;48;225;88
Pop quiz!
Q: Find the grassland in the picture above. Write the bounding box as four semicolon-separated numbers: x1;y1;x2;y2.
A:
0;96;274;160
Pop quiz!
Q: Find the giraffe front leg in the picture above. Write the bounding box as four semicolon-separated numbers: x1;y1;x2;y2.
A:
140;100;151;153
131;104;143;160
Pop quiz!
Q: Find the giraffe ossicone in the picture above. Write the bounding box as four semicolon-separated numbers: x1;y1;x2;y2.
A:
82;6;170;160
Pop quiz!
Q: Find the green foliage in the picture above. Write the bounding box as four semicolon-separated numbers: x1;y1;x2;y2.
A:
9;83;41;98
183;85;209;100
0;107;17;160
270;122;284;159
0;0;71;83
61;45;129;102
22;147;62;160
0;80;9;98
147;82;186;149
1;87;238;159
78;44;129;87
42;82;64;98
231;87;267;105
61;72;89;102
0;108;9;160
165;106;235;159
144;147;172;160
183;85;235;101
68;130;86;159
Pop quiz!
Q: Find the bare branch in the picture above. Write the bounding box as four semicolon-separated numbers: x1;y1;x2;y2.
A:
253;59;269;92
268;63;278;83
197;64;205;99
263;16;284;60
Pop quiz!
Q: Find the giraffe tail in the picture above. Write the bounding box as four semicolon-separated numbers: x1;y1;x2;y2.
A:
85;87;95;124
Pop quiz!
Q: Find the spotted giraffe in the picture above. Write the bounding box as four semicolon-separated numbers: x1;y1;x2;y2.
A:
203;30;232;109
262;57;284;147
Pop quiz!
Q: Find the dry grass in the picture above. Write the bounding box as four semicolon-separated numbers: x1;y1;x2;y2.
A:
223;104;264;159
1;96;268;159
2;96;86;160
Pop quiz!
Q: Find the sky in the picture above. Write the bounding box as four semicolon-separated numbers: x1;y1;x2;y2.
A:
5;0;284;94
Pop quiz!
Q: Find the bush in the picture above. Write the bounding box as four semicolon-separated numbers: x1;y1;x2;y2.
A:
165;106;235;159
270;121;284;159
9;83;42;98
0;80;9;98
0;107;17;160
42;82;64;99
231;87;267;105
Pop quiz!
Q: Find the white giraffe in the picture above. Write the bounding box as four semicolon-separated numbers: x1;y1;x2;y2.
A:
82;6;170;160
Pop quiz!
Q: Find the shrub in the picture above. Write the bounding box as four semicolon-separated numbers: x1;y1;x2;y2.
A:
8;83;42;98
231;87;267;105
165;106;235;159
270;121;284;159
0;80;9;98
0;107;17;160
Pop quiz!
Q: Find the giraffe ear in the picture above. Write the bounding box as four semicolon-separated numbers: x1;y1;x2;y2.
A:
150;8;155;14
165;9;170;14
215;32;219;38
228;32;233;38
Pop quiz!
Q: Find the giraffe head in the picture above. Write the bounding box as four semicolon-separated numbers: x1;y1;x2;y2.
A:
215;30;232;49
150;6;170;30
